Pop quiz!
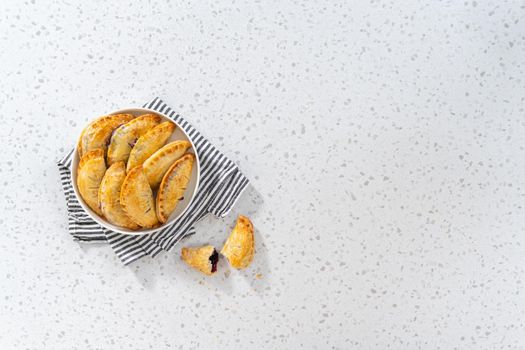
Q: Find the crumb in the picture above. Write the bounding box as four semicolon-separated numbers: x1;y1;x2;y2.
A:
255;273;263;279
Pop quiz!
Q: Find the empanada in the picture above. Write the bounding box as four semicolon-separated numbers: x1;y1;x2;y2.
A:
107;114;161;165
120;165;159;228
181;245;219;275
98;162;139;230
143;140;191;188
76;149;106;216
77;114;134;157
220;215;254;269
126;121;175;172
156;153;195;223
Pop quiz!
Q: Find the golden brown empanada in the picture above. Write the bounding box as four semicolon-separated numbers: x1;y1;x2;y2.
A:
220;215;255;269
76;149;106;216
181;245;219;275
78;114;134;157
98;162;139;230
126;121;175;172
120;166;159;228
107;114;161;165
155;153;195;223
143;140;191;188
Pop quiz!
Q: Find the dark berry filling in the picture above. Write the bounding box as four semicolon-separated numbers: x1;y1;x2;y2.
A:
128;138;138;148
106;129;117;146
209;249;219;273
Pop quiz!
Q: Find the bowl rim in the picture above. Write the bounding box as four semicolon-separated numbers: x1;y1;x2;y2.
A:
70;107;201;236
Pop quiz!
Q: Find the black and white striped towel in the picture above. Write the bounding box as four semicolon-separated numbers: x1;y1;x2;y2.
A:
57;97;250;265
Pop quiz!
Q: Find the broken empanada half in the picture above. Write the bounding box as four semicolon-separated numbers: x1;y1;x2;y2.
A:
76;149;106;216
181;245;219;275
156;153;195;223
126;121;175;172
120;165;159;228
98;162;139;230
107;114;161;166
143;140;192;188
78;114;135;157
221;215;255;269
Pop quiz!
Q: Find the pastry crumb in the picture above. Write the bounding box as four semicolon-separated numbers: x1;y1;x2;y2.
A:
255;273;263;279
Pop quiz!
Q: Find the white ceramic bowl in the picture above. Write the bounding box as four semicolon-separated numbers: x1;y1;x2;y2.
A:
71;107;200;235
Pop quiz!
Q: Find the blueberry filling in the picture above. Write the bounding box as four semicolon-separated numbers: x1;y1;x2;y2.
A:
106;129;117;146
209;249;219;273
128;138;138;148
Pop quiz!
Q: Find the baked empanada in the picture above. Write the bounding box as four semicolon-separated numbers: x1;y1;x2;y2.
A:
77;114;134;157
98;162;139;230
220;215;254;269
126;121;175;172
143;140;191;188
120;166;159;228
76;149;106;216
107;114;161;165
181;245;219;275
156;153;195;223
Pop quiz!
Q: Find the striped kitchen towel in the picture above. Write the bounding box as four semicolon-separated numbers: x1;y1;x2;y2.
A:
57;97;250;265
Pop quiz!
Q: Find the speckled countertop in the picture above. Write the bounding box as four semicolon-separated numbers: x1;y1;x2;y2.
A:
1;1;524;349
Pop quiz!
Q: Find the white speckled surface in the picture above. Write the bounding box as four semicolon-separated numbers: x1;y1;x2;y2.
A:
1;1;524;349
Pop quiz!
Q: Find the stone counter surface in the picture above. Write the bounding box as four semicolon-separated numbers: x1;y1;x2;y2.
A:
0;1;524;349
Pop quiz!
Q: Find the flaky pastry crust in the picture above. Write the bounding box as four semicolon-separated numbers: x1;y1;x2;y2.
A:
155;153;195;223
78;114;134;157
98;162;139;229
220;215;254;269
127;121;175;172
120;166;159;228
77;149;106;216
107;114;161;165
181;245;218;275
143;140;191;188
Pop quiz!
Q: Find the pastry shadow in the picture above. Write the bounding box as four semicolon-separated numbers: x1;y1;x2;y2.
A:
127;253;166;290
240;227;270;295
237;184;264;217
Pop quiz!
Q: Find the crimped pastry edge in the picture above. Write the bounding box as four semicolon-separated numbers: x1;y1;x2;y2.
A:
156;153;195;223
